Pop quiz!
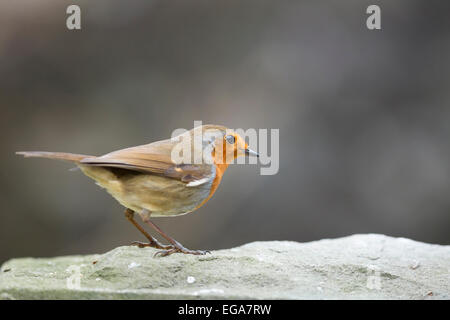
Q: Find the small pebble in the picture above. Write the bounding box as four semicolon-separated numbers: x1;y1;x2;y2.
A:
128;262;141;269
187;276;196;284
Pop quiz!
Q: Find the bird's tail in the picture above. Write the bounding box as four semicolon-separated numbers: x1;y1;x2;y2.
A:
16;151;92;163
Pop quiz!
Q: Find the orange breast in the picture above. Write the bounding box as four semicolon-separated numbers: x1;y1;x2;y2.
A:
194;160;229;210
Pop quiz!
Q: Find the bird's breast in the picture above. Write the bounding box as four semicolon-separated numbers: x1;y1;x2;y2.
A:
194;162;228;210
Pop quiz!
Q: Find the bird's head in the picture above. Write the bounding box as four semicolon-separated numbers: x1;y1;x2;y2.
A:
187;124;259;165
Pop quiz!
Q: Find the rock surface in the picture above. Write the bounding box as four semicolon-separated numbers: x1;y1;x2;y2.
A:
0;234;449;299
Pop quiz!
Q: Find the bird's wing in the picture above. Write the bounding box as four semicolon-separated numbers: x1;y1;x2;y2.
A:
80;139;213;185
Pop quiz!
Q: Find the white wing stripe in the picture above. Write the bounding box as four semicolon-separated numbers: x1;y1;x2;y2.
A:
186;177;210;187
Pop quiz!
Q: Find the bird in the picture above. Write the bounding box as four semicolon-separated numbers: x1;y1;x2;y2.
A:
16;124;259;256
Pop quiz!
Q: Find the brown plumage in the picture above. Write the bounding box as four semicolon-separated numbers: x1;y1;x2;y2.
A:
16;124;258;256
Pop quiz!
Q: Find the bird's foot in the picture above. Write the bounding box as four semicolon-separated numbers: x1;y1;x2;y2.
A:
130;241;173;250
154;244;211;257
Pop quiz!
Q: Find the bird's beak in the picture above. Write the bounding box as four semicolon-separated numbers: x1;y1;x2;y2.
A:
245;148;259;157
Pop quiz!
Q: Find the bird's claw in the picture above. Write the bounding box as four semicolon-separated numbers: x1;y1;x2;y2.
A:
130;241;173;250
130;241;211;257
154;247;211;257
130;241;149;248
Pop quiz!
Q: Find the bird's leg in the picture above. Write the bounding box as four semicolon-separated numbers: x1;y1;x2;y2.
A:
141;217;210;257
124;209;173;250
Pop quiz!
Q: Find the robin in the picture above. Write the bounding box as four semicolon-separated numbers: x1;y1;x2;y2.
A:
17;124;259;256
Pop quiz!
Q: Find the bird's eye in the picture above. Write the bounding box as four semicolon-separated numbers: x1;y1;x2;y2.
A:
225;135;235;144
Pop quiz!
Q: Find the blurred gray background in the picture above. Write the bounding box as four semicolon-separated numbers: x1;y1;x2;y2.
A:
1;0;450;264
